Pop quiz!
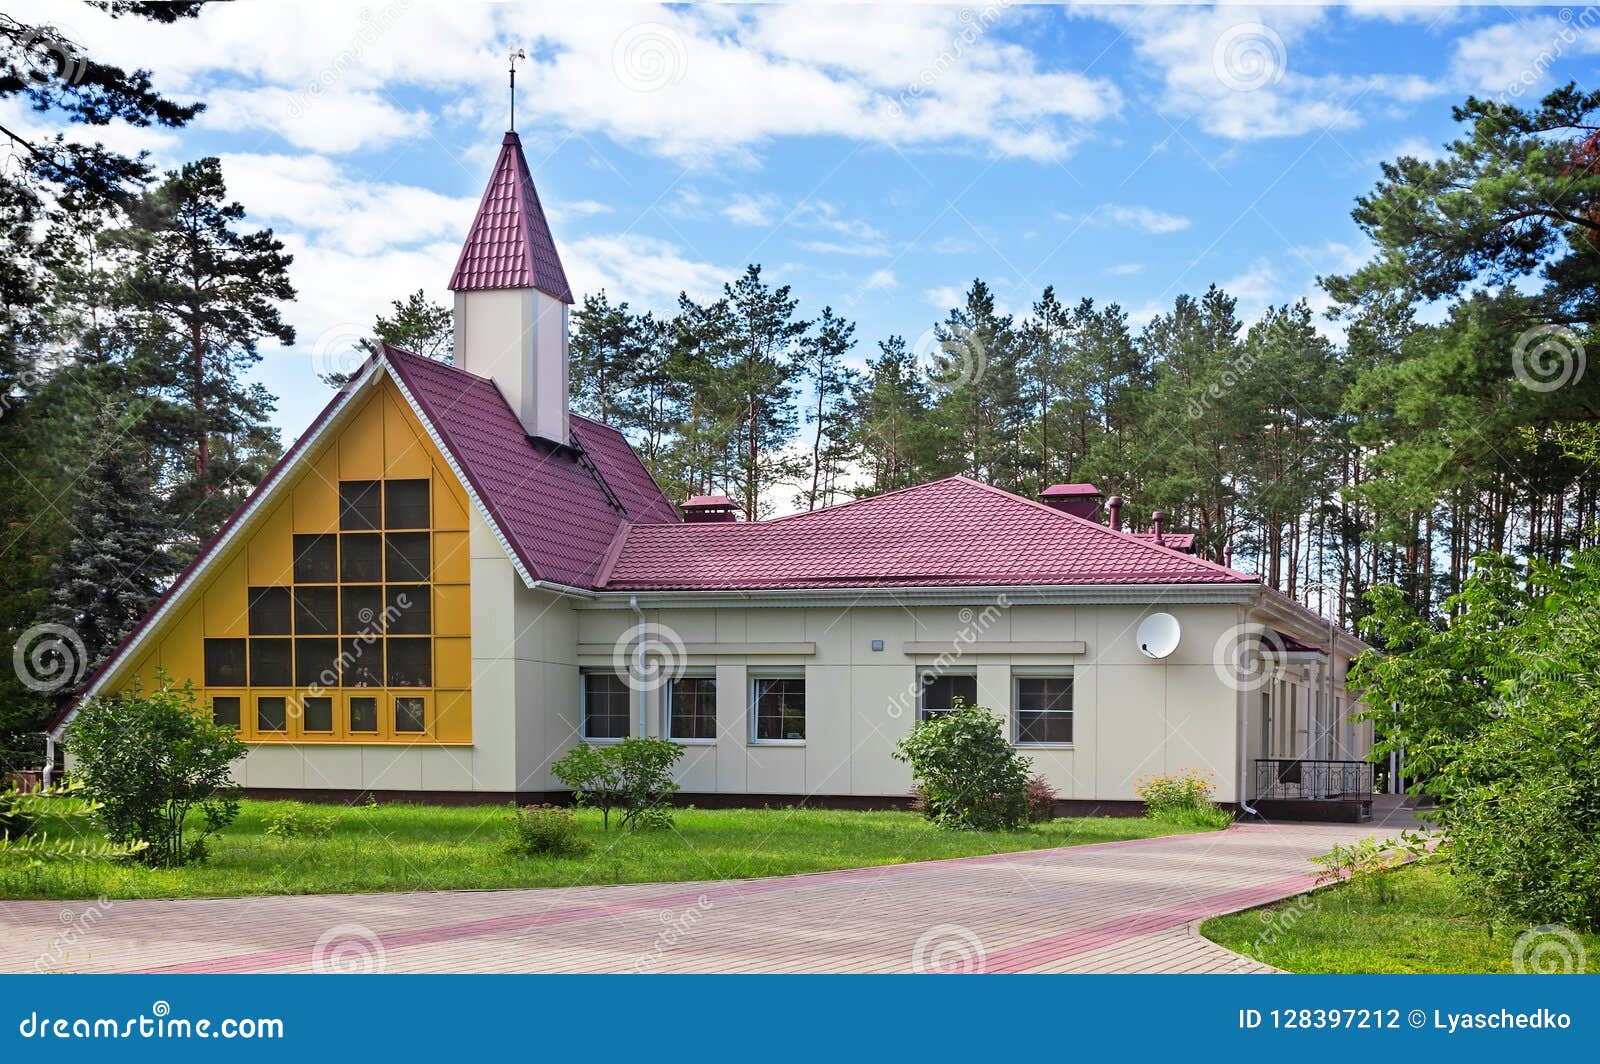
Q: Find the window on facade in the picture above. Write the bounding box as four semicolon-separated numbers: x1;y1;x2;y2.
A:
294;586;338;635
342;639;383;687
339;480;382;531
211;696;241;728
293;534;338;583
919;672;976;720
386;585;430;634
249;638;292;687
248;586;292;635
295;637;340;688
582;672;631;740
340;533;382;583
386;638;431;687
203;639;247;687
1014;675;1073;745
385;532;429;582
349;696;378;733
385;479;430;530
341;586;383;637
302;696;333;732
752;677;806;742
395;696;426;733
257;696;288;732
667;676;717;741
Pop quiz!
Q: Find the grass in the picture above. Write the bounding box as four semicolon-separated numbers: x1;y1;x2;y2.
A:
1202;861;1600;974
0;799;1216;901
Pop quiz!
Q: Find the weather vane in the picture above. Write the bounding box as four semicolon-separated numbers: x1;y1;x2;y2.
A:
508;45;527;131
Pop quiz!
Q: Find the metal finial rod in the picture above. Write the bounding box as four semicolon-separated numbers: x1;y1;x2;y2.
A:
508;46;526;131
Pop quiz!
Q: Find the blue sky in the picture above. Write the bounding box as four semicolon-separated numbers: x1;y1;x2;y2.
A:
13;2;1599;439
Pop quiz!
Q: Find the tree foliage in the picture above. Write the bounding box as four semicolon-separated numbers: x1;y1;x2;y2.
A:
894;702;1032;831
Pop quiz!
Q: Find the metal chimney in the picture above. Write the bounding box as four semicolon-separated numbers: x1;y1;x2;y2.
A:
1107;495;1123;531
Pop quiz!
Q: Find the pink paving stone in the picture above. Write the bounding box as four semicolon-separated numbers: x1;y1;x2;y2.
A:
0;821;1393;975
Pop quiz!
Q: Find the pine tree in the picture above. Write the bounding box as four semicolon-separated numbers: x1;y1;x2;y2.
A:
571;290;646;422
847;335;938;494
796;306;857;510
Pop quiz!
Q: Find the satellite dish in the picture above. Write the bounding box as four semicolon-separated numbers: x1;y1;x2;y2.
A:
1137;612;1181;659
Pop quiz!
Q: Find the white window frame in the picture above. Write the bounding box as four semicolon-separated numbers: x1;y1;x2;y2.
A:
917;669;977;721
664;671;718;745
749;671;806;746
579;670;630;743
1011;670;1074;748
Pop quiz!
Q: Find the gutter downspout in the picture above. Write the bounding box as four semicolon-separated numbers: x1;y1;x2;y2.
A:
629;594;647;738
1238;693;1259;817
43;735;55;788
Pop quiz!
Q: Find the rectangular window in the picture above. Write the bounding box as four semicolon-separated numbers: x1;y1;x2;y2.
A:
293;586;338;635
384;479;430;530
257;695;287;733
341;586;383;636
386;586;430;634
581;672;631;740
385;532;429;582
203;639;247;687
349;696;378;733
385;637;431;687
247;586;292;635
666;676;717;741
919;672;977;720
302;696;333;732
292;534;338;583
395;696;426;733
295;637;340;688
211;695;240;728
339;480;382;531
342;638;383;687
339;533;382;583
1014;675;1073;745
752;676;806;742
249;638;292;687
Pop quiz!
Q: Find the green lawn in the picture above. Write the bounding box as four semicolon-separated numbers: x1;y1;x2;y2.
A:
1202;861;1600;974
1;800;1213;900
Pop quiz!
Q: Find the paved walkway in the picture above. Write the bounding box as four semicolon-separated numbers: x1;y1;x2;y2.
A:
1;819;1400;974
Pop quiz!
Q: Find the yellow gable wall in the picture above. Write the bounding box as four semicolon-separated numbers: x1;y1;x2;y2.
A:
114;378;472;745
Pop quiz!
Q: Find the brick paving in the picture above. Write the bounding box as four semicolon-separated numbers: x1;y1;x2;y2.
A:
0;819;1398;974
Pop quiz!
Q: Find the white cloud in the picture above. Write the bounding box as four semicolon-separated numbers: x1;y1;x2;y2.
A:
925;285;965;309
1104;262;1144;276
564;233;726;309
1448;13;1600;101
930;236;977;255
200;86;430;153
801;240;888;257
723;193;779;226
863;268;897;291
1099;204;1191;235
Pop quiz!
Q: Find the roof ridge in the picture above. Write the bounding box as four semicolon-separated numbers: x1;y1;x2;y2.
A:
751;474;972;526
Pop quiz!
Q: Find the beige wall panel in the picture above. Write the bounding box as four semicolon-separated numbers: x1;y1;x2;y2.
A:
362;746;424;790
714;663;748;793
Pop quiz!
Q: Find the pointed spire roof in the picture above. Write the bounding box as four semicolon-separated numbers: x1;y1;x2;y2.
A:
448;131;573;302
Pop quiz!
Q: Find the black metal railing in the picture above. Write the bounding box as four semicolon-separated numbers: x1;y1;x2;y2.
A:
1254;759;1374;801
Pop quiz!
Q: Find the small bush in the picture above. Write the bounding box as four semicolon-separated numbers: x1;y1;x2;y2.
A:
1025;775;1058;822
551;737;683;830
1311;832;1431;903
893;702;1032;831
264;805;335;840
504;803;583;856
1136;768;1231;829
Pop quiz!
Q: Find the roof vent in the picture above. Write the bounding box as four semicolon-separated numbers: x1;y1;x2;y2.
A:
682;495;738;523
1039;483;1103;521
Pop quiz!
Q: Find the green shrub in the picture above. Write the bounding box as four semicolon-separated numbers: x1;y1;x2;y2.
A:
1135;769;1231;828
1025;775;1058;823
0;781;148;861
551;737;683;830
67;675;246;866
504;803;583;856
263;805;335;840
893;702;1031;831
1310;832;1432;903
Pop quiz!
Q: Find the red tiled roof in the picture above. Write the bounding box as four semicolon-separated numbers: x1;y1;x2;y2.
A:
1041;482;1101;496
447;131;572;302
600;477;1256;591
1128;531;1197;551
384;347;674;587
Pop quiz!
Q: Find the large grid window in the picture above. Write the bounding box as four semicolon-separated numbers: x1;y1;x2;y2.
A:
751;676;806;742
666;676;718;741
582;672;631;740
1014;675;1073;745
919;672;976;720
